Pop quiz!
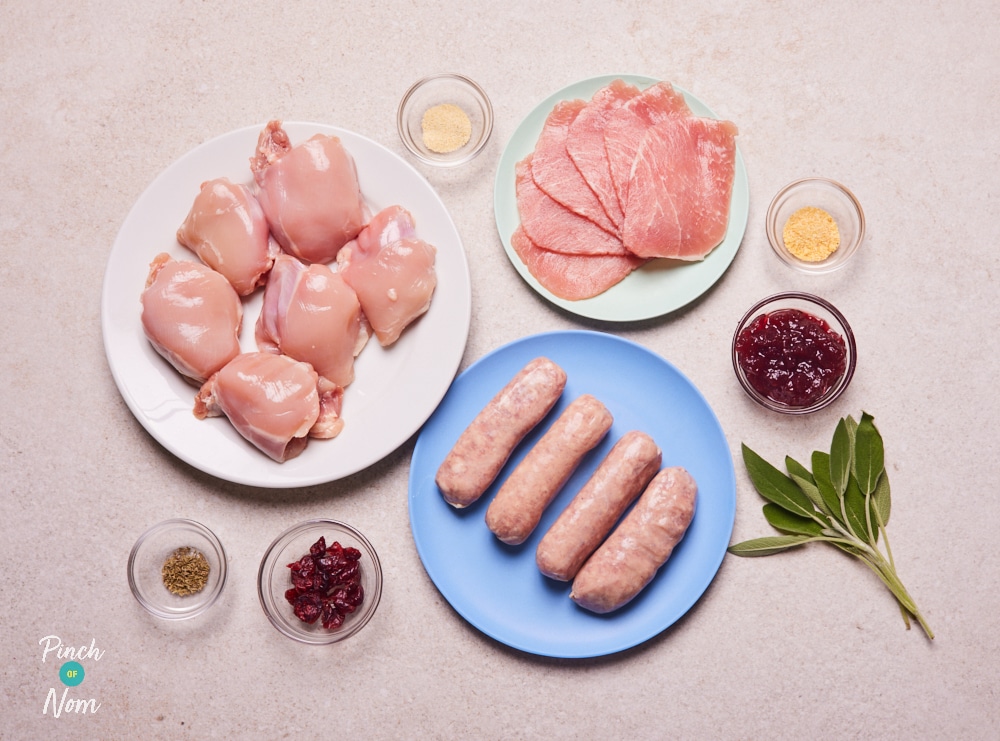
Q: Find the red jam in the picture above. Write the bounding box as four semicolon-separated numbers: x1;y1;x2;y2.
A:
735;308;847;407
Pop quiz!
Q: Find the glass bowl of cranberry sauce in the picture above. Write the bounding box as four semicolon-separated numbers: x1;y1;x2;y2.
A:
258;519;383;645
732;292;857;415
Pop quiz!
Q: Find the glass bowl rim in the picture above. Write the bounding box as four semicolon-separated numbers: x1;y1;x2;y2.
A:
396;72;494;167
257;518;383;644
127;517;229;620
731;291;857;414
765;177;866;274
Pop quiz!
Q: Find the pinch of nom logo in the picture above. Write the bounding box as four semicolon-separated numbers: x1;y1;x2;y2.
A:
39;635;104;718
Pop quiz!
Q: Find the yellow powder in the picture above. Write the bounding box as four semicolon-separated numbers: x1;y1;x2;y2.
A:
421;103;472;154
782;206;841;262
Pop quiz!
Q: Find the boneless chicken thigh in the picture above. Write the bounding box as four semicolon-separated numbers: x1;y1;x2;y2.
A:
337;205;437;347
193;352;343;462
176;177;278;296
140;253;243;384
250;120;366;264
255;254;369;388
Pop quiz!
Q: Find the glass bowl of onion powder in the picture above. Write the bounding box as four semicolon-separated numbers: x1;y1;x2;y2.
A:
128;519;228;620
766;177;865;274
397;73;493;167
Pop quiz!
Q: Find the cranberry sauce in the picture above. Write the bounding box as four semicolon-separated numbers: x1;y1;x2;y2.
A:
735;308;847;407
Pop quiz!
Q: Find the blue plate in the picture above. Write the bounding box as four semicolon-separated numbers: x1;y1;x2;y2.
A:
408;331;735;658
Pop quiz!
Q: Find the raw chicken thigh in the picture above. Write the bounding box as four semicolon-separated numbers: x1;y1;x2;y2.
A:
176;177;278;296
193;352;343;462
250;120;366;264
337;206;437;347
140;253;243;384
256;254;369;388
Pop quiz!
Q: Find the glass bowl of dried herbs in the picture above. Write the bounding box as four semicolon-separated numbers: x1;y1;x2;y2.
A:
128;518;228;620
766;177;865;274
397;73;493;167
257;519;383;645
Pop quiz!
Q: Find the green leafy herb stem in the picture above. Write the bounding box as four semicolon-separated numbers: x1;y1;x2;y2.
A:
728;412;933;639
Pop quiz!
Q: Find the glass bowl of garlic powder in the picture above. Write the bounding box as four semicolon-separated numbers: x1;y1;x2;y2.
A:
766;177;866;274
397;73;493;167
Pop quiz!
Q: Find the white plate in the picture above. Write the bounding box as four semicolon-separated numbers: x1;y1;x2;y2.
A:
494;74;749;322
409;331;736;658
102;123;471;487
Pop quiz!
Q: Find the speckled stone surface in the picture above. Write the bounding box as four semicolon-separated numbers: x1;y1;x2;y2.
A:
3;1;999;738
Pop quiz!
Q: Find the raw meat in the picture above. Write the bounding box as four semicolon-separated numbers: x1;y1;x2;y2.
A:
603;82;692;215
337;205;437;346
530;100;618;236
140;253;243;384
622;116;738;260
515;156;628;257
565;79;641;230
255;254;369;388
251;120;366;264
176;177;278;296
510;226;643;301
193;352;344;462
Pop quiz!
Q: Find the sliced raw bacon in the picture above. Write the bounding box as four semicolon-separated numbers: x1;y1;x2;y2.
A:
530;100;618;236
515;156;628;257
511;226;643;301
604;82;692;215
622;116;738;260
565;79;641;230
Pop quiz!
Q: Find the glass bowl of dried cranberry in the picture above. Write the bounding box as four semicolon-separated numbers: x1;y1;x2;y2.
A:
257;519;383;644
732;292;857;414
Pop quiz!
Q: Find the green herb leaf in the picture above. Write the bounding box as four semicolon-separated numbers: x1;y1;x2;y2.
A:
830;418;853;497
812;451;845;525
843;475;873;543
844;414;859;450
854;412;885;496
786;455;833;517
763;503;826;536
727;534;818;557
872;469;891;527
742;444;816;519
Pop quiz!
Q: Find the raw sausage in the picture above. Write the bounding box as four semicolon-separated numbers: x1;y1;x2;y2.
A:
436;357;567;508
536;430;661;581
485;394;612;545
570;466;697;613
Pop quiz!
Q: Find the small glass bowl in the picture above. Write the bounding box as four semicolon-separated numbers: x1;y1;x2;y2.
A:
732;292;857;415
258;519;383;645
397;73;493;167
128;519;228;620
766;177;865;274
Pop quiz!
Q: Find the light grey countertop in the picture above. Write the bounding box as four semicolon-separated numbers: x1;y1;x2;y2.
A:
3;1;998;738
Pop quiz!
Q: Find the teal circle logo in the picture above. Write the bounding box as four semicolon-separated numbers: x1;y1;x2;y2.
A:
60;661;85;687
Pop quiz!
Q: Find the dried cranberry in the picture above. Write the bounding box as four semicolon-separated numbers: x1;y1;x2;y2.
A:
292;592;323;624
285;536;366;631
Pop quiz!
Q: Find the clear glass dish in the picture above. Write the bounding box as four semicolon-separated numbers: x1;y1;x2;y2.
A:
258;519;382;644
766;177;865;274
732;292;857;414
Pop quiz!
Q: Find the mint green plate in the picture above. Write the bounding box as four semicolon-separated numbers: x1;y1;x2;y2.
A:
493;74;749;322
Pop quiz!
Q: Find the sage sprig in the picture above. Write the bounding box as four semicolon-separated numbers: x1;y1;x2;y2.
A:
728;412;933;639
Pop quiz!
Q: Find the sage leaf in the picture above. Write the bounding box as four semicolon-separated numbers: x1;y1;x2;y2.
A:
854;412;885;496
872;469;891;527
786;455;832;516
844;414;859;450
763;503;826;536
727;534;818;557
830;418;853;497
742;444;816;519
843;475;873;543
812;451;845;525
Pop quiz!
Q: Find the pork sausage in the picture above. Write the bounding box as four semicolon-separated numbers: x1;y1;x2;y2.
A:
570;466;697;613
485;394;612;545
435;357;567;508
535;430;661;581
